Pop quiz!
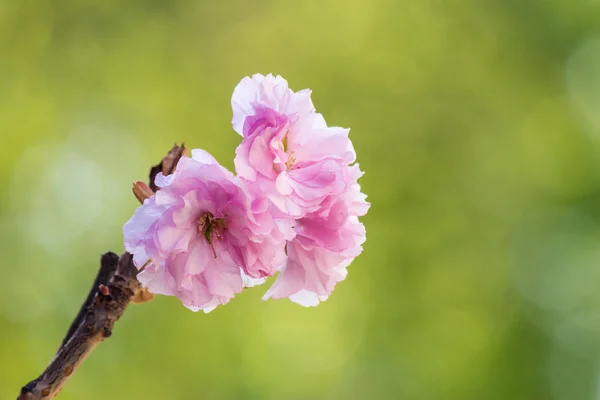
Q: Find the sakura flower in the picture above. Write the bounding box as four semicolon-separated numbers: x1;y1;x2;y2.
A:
263;164;370;306
232;73;356;217
123;149;286;312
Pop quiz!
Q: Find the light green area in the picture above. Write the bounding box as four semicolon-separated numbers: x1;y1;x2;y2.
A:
2;1;600;399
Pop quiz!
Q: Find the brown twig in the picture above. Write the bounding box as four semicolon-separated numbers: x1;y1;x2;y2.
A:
18;252;141;400
16;144;188;400
60;253;119;348
148;143;188;191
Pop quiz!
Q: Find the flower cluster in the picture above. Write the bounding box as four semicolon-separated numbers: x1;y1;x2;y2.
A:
123;74;369;312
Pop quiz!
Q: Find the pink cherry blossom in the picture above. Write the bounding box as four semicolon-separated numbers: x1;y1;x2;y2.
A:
264;164;370;306
123;149;286;312
232;74;356;217
122;74;369;312
231;73;315;137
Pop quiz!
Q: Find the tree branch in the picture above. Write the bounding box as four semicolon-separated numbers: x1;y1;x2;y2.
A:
18;252;141;400
61;253;119;348
16;144;187;400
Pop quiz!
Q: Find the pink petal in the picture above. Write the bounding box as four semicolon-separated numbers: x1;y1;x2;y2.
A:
275;172;293;195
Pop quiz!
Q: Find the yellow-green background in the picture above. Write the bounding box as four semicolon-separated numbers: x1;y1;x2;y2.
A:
2;1;600;399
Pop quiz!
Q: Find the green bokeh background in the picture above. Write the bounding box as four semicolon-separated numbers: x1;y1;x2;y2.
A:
3;1;600;399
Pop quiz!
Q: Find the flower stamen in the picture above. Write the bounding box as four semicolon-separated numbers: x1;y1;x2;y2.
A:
198;212;226;258
285;155;296;170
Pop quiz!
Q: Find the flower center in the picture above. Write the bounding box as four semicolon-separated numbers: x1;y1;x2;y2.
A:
282;134;289;153
198;212;226;258
281;134;296;170
285;155;296;170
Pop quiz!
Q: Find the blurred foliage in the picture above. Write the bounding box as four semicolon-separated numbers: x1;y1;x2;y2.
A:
3;0;600;399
